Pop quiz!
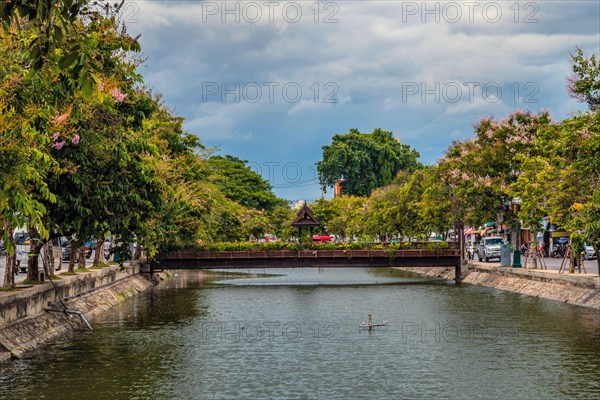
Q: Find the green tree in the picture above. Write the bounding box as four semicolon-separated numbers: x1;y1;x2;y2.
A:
310;196;366;240
241;209;272;240
206;155;285;211
266;204;296;240
364;176;421;241
417;167;453;238
0;1;134;96
317;128;421;196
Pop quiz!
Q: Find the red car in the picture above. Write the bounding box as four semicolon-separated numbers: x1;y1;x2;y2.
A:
312;235;333;244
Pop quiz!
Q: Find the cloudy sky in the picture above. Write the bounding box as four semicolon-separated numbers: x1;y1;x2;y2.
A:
123;1;599;201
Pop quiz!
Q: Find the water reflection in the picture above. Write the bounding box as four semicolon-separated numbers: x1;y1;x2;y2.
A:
0;268;598;400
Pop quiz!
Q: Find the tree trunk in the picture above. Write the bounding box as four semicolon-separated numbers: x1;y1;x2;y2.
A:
57;239;63;271
42;239;56;276
78;244;86;270
2;224;16;289
68;238;78;273
93;238;103;266
53;237;61;272
133;241;142;261
26;226;44;281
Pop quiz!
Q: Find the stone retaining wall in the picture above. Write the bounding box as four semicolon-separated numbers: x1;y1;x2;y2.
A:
0;266;160;362
397;264;600;309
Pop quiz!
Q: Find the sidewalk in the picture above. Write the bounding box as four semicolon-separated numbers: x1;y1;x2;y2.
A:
0;252;97;287
0;255;27;286
470;256;600;286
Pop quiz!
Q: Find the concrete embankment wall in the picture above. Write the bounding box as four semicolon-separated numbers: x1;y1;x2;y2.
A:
397;264;600;309
0;265;160;363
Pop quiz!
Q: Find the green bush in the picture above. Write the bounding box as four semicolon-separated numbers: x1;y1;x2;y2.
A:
192;240;448;252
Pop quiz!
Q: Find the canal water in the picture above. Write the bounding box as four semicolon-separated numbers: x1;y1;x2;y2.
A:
1;268;598;399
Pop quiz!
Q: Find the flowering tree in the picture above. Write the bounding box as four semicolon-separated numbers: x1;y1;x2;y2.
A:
567;48;600;111
0;26;60;285
438;110;553;228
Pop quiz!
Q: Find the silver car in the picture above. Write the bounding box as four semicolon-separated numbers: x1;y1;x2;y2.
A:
584;244;597;260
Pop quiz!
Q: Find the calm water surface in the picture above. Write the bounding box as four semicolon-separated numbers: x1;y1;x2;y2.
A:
1;268;598;399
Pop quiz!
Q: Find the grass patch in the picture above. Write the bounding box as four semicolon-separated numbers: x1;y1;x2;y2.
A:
74;268;90;273
0;287;17;292
48;274;63;280
20;278;46;285
59;272;77;275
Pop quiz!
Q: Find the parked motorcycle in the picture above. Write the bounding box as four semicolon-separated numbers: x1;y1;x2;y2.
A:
551;244;566;258
103;248;111;262
85;244;93;259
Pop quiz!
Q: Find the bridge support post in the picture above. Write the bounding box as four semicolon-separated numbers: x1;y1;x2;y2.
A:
454;262;462;284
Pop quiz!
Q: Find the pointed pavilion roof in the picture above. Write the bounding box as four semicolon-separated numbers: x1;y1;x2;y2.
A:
292;202;320;228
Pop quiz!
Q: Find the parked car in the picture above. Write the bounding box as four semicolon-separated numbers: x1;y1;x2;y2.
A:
263;234;279;242
312;235;333;244
14;231;29;245
477;237;505;262
584;243;597;260
61;239;71;262
62;241;93;261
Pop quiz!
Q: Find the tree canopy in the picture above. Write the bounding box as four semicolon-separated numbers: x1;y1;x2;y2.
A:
206;155;286;212
317;128;421;197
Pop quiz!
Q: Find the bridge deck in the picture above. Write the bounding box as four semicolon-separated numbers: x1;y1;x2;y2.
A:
154;249;461;269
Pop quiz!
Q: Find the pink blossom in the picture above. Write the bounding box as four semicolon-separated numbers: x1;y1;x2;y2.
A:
52;112;69;125
52;132;60;141
110;88;127;103
565;74;580;99
53;141;66;150
71;134;80;145
581;128;591;139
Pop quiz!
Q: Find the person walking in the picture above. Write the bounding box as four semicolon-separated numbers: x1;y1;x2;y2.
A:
15;248;22;274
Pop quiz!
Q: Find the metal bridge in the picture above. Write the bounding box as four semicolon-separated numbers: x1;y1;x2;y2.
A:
146;248;463;282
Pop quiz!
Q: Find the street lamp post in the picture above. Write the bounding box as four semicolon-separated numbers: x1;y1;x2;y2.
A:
512;197;523;268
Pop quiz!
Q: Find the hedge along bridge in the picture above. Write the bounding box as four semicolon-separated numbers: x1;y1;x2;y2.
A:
147;247;464;282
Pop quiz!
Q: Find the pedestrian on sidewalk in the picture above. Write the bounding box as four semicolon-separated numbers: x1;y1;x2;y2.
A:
15;248;22;274
520;243;528;256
